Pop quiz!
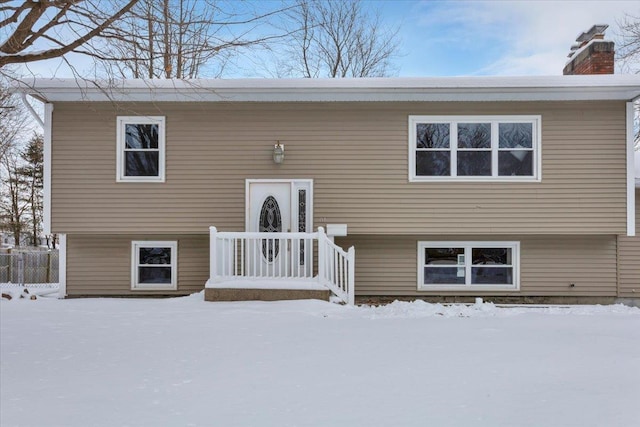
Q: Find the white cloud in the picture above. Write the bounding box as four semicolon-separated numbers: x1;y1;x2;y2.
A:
415;0;640;75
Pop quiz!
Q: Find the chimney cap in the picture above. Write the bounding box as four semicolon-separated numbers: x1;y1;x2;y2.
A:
575;24;609;43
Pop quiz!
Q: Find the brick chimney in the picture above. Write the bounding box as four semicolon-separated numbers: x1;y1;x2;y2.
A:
563;24;614;75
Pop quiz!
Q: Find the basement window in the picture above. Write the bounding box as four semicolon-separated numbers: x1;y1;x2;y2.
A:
117;116;165;182
418;241;520;291
409;115;541;182
131;241;177;290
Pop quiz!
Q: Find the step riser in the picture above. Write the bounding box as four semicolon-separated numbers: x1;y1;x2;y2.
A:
205;288;330;302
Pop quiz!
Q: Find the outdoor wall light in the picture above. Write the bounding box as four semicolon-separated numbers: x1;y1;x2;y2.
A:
273;142;285;164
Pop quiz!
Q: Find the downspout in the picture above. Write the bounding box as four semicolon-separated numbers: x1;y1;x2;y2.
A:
19;93;44;127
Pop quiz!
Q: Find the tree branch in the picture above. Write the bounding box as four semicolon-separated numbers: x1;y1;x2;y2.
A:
0;0;139;67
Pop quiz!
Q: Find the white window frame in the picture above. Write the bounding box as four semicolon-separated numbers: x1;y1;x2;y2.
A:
417;241;520;291
117;116;166;182
131;241;177;290
409;115;541;182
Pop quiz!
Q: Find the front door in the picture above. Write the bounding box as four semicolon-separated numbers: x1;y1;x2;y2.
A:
246;180;312;277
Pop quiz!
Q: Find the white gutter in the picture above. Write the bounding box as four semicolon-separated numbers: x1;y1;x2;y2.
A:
20;86;640;103
13;75;640;103
627;102;636;237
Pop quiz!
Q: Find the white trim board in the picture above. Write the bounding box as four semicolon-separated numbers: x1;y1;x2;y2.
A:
627;102;636;237
57;234;67;299
43;103;53;235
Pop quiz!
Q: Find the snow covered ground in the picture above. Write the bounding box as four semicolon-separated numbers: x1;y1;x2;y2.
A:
1;288;639;427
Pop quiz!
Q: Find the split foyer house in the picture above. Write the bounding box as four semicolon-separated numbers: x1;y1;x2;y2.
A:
14;28;640;305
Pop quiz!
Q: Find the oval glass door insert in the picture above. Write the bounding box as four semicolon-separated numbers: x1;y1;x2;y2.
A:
259;195;282;262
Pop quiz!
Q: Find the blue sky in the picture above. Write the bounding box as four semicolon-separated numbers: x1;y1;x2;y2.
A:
14;0;640;78
376;0;639;76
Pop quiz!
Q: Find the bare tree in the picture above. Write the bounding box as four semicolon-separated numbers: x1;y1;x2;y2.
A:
0;84;29;161
0;0;139;69
616;13;640;74
614;15;640;150
16;133;43;246
280;0;400;78
1;149;28;246
92;0;287;79
0;132;43;247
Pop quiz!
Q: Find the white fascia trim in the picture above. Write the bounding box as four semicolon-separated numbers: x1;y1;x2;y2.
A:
23;87;640;103
627;102;636;237
58;234;67;298
15;76;640;102
43;103;53;235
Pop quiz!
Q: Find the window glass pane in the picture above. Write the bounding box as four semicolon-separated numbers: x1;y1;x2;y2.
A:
471;267;513;285
416;123;450;148
458;123;490;148
416;151;450;176
125;151;159;176
472;248;511;265
499;123;532;148
138;266;172;284
498;151;533;176
424;247;464;265
139;247;172;265
424;267;465;285
125;124;159;149
457;151;491;176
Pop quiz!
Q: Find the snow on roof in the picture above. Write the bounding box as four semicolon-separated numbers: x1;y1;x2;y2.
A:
11;75;640;103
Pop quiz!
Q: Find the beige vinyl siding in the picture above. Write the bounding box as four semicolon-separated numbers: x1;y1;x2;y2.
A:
617;189;640;297
66;234;208;295
51;101;627;235
337;235;617;297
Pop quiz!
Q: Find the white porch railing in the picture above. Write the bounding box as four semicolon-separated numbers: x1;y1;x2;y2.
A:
209;226;355;305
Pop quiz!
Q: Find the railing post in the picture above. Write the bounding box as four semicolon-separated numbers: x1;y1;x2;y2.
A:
317;227;325;285
347;246;355;305
209;226;217;283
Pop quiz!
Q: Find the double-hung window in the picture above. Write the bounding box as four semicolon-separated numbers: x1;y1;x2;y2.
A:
409;115;540;181
117;116;166;182
131;241;177;290
418;241;520;291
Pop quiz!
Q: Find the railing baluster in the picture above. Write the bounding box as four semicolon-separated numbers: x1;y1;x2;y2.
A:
221;238;226;278
241;239;245;277
209;229;354;304
253;238;256;278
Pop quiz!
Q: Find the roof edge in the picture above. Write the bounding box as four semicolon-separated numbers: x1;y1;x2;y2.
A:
12;75;640;103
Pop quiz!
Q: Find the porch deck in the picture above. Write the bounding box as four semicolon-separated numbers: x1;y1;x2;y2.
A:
206;227;354;304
